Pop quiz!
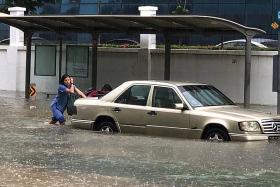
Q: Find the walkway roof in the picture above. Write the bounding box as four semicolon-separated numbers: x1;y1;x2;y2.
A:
0;14;266;108
0;14;265;36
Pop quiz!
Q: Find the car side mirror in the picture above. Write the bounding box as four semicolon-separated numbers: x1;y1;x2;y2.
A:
175;103;188;110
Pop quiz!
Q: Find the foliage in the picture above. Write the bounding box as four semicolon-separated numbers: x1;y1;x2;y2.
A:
98;43;140;48
1;0;42;15
172;0;189;15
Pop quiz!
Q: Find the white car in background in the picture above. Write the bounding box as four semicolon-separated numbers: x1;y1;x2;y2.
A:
216;38;277;49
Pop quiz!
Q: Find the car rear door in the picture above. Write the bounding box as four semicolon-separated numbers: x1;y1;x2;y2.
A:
146;86;190;138
112;84;151;134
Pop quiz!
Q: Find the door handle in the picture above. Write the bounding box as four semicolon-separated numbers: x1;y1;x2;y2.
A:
112;107;121;112
147;111;157;116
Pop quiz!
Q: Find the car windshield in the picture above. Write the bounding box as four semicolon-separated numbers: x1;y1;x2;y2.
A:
178;85;235;108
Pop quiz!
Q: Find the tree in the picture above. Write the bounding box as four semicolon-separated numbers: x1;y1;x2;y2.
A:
1;0;42;15
172;0;189;15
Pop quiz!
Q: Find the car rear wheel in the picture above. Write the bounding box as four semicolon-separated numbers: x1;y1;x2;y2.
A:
204;128;230;142
97;120;118;134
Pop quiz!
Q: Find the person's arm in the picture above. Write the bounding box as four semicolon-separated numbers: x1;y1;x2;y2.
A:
74;86;86;98
65;77;75;93
66;83;75;93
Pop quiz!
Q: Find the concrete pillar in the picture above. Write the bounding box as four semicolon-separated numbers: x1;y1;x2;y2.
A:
138;48;152;79
8;7;26;46
138;6;158;49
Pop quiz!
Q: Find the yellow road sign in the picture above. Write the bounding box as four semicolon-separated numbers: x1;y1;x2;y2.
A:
271;22;279;30
29;84;36;97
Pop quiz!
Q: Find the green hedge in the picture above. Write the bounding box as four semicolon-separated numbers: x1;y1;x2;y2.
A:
97;44;277;51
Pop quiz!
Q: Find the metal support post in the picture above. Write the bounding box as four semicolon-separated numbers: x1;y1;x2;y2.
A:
25;31;32;99
59;36;63;80
91;33;99;89
277;32;280;114
244;35;252;108
164;34;171;80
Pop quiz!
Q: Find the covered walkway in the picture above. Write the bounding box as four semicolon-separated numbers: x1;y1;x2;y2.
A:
0;14;265;108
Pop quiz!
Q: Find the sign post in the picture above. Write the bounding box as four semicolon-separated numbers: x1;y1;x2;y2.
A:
272;14;280;114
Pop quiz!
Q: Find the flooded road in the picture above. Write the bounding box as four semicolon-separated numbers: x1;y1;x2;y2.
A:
0;91;280;187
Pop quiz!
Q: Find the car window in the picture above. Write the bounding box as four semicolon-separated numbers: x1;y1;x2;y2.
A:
223;42;235;48
179;85;235;108
115;85;151;106
152;86;182;109
234;42;244;47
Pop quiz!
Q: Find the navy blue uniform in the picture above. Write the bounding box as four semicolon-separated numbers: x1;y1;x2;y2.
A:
50;84;69;123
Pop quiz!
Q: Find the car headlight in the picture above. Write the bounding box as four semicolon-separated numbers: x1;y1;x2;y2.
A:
238;121;261;132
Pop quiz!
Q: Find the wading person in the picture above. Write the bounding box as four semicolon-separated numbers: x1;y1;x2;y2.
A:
49;74;86;125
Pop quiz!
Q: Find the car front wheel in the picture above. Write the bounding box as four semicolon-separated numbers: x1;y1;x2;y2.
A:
204;128;230;142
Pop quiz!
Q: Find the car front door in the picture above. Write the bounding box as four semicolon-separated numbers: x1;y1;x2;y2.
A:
112;84;151;134
146;86;190;138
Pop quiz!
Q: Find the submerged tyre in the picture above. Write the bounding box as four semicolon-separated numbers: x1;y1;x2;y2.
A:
97;120;118;134
204;128;230;142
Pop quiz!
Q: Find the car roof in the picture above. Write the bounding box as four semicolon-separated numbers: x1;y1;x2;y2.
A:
105;39;139;45
220;39;266;47
216;38;278;48
124;80;207;86
100;80;207;102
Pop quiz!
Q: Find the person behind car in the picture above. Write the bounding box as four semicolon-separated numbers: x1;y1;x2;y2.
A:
85;84;112;97
49;74;86;125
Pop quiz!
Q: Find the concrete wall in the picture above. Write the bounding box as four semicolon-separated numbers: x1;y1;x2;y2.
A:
0;46;26;91
150;49;277;105
0;45;277;105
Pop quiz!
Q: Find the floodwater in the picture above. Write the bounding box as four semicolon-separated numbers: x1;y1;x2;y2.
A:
0;91;280;187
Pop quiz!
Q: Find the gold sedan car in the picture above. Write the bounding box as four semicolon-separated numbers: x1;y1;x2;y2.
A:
71;80;280;141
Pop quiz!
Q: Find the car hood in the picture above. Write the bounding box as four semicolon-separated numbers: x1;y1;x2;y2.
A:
194;105;277;121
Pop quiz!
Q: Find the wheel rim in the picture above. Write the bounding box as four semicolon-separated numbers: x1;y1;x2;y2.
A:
99;123;114;134
208;132;224;142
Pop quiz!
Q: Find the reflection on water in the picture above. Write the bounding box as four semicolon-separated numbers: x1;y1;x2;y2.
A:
0;91;280;186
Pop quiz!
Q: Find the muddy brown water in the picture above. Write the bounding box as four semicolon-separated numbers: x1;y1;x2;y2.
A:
0;91;280;187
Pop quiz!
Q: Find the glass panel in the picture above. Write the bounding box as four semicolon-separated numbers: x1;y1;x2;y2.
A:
115;85;151;106
100;0;122;3
144;0;173;3
66;45;89;78
35;45;56;76
77;33;91;43
219;4;245;24
39;3;61;14
81;0;99;3
122;4;143;14
61;0;80;4
122;0;145;3
100;4;122;14
192;4;219;16
79;4;99;14
0;30;9;42
61;4;79;14
193;0;219;3
246;4;272;28
221;0;245;3
152;87;182;109
155;4;170;15
179;85;234;108
247;0;272;4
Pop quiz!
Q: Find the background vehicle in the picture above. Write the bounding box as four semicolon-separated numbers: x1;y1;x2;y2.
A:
216;38;277;49
0;36;51;45
104;39;139;48
72;80;280;142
